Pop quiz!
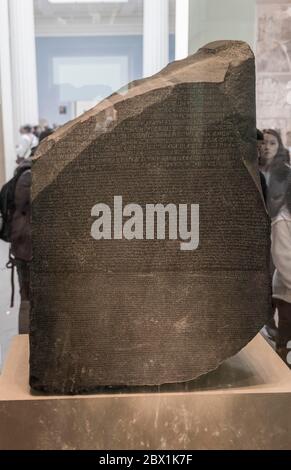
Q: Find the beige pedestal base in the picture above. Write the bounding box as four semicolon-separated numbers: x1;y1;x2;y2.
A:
0;334;291;450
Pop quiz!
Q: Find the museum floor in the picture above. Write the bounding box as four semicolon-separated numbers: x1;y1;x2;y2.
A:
0;241;19;371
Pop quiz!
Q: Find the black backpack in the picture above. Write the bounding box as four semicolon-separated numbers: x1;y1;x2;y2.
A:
0;161;32;243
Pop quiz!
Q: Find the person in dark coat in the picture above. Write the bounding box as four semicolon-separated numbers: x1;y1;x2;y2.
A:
10;160;32;334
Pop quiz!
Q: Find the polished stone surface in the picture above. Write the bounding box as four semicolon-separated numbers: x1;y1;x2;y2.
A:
31;40;271;393
0;334;290;450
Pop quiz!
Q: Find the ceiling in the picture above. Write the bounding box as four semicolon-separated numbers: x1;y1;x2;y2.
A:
33;0;290;37
34;0;176;36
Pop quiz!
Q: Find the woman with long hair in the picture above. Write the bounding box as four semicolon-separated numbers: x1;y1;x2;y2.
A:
260;129;290;185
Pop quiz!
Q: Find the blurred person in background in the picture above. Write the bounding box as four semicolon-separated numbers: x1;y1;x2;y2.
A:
12;125;54;331
1;123;54;334
30;126;54;157
39;127;54;143
32;125;42;140
260;129;290;186
268;163;291;219
0;158;32;334
260;130;291;341
257;129;277;340
271;164;291;367
257;129;267;203
10;160;32;334
16;125;38;164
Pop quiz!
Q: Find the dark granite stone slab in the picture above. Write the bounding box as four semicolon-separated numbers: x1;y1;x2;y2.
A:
30;41;271;394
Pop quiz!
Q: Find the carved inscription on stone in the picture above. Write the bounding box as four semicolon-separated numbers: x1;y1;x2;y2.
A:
30;41;271;394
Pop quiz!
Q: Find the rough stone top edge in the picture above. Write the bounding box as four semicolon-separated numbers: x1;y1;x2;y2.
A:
32;40;254;201
34;40;254;159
